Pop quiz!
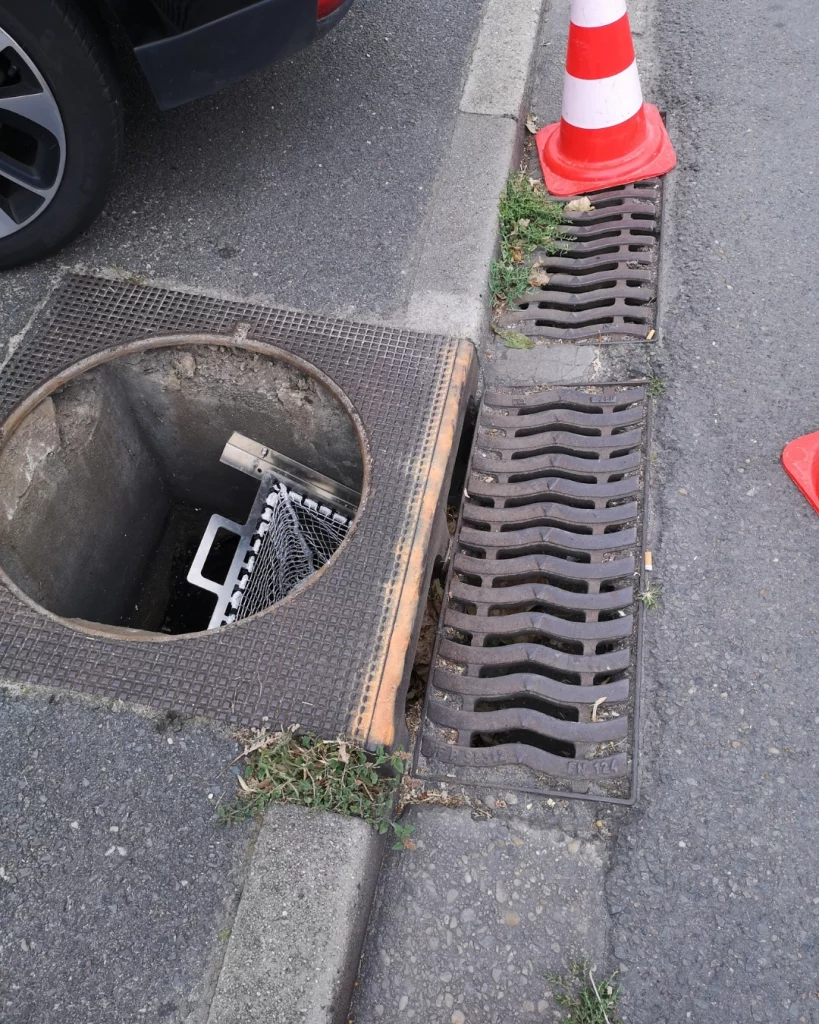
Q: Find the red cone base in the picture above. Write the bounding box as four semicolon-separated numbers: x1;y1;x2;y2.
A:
536;103;676;197
782;431;819;515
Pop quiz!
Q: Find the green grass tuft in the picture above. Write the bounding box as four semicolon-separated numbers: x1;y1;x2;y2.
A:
547;959;622;1024
218;728;412;844
491;324;536;349
490;173;566;308
489;259;531;308
638;583;662;609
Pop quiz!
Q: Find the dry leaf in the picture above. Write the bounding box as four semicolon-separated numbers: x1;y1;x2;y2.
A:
510;245;524;264
517;218;530;230
525;113;538;134
236;774;255;794
528;268;551;288
565;196;595;213
337;741;350;764
233;729;274;763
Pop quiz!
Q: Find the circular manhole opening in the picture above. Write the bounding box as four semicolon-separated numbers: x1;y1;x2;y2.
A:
0;336;366;638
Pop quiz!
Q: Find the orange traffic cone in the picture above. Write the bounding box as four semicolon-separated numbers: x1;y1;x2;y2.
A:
782;431;819;514
536;0;676;196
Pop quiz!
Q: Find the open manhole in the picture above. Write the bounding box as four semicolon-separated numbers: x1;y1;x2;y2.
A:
0;275;476;748
0;342;364;637
415;384;649;803
496;179;663;344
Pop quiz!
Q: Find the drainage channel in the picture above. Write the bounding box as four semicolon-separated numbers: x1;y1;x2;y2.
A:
0;274;477;750
496;179;663;344
415;384;649;803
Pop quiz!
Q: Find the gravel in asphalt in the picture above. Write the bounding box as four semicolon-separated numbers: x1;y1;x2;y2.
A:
351;806;609;1023
0;687;253;1024
605;0;819;1016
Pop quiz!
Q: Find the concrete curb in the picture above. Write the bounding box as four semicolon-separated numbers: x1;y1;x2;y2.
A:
403;0;547;341
207;806;385;1024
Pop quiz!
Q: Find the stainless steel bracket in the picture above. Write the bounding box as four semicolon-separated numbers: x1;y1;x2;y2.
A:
220;432;360;519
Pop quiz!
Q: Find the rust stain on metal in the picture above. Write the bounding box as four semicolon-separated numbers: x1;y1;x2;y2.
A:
417;384;649;802
354;342;478;749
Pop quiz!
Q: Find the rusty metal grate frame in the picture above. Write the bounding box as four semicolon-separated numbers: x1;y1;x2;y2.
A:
497;179;664;346
414;384;652;804
0;274;476;750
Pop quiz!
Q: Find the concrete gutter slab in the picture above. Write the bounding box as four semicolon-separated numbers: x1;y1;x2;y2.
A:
208;806;384;1024
351;806;609;1023
404;0;547;341
406;113;518;340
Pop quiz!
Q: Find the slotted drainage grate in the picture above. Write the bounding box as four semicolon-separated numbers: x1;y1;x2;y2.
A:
497;179;662;344
416;385;648;803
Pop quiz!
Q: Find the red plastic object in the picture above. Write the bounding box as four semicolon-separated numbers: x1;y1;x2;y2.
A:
782;431;819;514
536;1;676;197
317;0;345;17
537;105;677;197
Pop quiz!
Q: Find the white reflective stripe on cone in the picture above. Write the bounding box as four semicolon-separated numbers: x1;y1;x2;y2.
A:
570;0;628;29
561;62;643;130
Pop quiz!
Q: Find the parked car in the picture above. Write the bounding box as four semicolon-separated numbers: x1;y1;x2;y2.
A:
0;0;352;269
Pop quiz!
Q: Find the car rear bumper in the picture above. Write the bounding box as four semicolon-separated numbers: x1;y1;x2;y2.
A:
134;0;353;110
316;0;354;36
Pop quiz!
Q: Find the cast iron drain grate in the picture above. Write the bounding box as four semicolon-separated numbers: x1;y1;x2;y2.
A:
0;274;476;750
496;179;662;344
415;385;648;803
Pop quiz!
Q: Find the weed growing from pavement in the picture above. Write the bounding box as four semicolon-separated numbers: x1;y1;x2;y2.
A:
490;173;565;309
491;324;535;349
391;822;417;851
637;582;662;609
219;727;414;845
547;959;622;1024
647;376;667;398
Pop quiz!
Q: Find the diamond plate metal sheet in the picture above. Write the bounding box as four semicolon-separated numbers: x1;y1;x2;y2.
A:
0;274;476;747
415;384;649;803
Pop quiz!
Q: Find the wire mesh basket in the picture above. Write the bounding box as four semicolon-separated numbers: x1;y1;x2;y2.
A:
187;449;356;629
232;483;351;620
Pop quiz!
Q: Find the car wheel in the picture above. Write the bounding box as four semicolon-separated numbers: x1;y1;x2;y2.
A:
0;0;123;269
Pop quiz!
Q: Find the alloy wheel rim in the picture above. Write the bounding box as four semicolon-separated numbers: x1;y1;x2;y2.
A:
0;24;66;239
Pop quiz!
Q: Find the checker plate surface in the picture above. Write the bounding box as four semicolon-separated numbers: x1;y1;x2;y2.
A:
0;275;475;745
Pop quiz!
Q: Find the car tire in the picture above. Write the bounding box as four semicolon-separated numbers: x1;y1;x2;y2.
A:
0;0;123;269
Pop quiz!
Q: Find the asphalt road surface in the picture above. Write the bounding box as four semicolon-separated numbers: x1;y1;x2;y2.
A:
603;0;819;1020
3;0;819;1021
0;0;484;358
